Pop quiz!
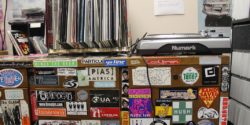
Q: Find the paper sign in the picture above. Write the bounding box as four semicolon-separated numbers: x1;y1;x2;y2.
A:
132;67;171;86
199;88;219;108
154;0;184;15
88;67;116;81
5;89;24;99
36;108;66;117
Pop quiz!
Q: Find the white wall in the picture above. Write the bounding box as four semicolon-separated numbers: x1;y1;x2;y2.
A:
127;0;198;41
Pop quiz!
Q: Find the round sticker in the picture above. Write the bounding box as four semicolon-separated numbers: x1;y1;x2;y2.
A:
181;67;199;85
77;90;88;101
150;120;168;125
0;69;23;88
186;121;196;125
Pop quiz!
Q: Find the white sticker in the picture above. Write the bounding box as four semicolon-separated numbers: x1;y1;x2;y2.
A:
130;60;141;65
81;120;101;125
94;82;116;88
20;100;30;118
219;97;229;125
81;57;106;64
198;107;219;119
66;102;87;115
57;68;77;76
88;67;116;81
132;67;171;86
77;70;89;86
5;89;24;99
39;120;81;125
181;67;199;85
199;56;221;65
130;118;170;125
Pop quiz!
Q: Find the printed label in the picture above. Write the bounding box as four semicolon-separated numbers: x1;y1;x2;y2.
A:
198;107;219;119
57;68;77;76
33;59;78;67
172;101;193;123
66;102;87;115
219;97;229;125
36;108;66;117
160;88;198;100
181;67;199;85
104;59;127;67
90;107;120;118
202;65;219;85
5;89;24;99
88;67;116;81
199;88;219;108
0;69;23;88
90;90;120;107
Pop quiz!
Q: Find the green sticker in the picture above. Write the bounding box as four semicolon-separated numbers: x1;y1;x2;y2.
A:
33;59;78;67
182;67;199;85
172;101;193;123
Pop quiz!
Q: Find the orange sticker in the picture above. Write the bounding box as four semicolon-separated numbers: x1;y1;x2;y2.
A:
121;111;129;125
36;108;66;117
199;88;219;108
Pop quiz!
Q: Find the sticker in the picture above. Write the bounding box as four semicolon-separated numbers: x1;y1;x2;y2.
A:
130;118;170;125
172;101;193;123
5;89;24;99
90;90;120;107
101;120;120;125
63;77;78;88
132;67;171;86
33;58;78;67
122;82;129;97
146;58;180;65
104;59;127;67
199;88;219;108
32;68;56;75
30;91;38;122
182;67;199;85
20;100;30;125
160;88;198;100
88;67;116;81
122;68;129;83
155;99;172;118
90;107;120;118
31;75;58;85
221;66;230;92
0;100;22;125
198;107;219;119
81;120;101;125
36;90;75;102
219;97;229;125
129;89;152;118
197;120;215;125
186;121;197;125
39;120;81;125
81;56;105;64
121;111;130;125
57;68;77;76
37;102;64;107
0;69;23;88
36;108;66;117
77;69;89;86
121;97;129;111
94;81;116;88
130;60;141;65
66;102;87;115
202;65;219;85
77;90;88;101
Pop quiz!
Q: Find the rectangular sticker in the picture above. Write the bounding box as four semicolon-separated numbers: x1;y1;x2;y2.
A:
88;67;116;81
121;111;130;125
20;100;31;125
37;102;64;107
1;100;22;125
94;81;116;88
36;90;75;102
104;59;127;67
132;67;171;86
219;97;229;125
36;108;66;117
90;90;120;107
57;68;77;76
66;102;87;115
159;88;198;100
221;66;230;92
39;120;81;125
81;56;105;64
31;75;58;85
81;120;101;125
202;65;219;85
33;58;78;67
155;99;172;118
5;89;24;99
77;70;89;86
130;118;170;125
101;120;120;125
172;101;193;123
90;107;120;118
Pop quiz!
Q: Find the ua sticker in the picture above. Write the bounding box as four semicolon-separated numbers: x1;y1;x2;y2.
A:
182;67;199;85
0;69;23;88
199;88;219;108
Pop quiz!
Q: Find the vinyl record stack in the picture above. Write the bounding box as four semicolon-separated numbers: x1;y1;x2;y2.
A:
46;0;128;49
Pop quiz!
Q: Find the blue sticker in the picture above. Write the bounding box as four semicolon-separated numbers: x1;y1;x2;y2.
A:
0;69;23;88
94;81;116;88
104;60;127;67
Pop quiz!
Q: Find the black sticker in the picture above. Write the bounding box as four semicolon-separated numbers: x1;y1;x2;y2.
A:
63;77;78;88
202;65;219;85
36;90;75;102
121;97;129;111
90;90;120;107
30;75;59;85
37;102;64;107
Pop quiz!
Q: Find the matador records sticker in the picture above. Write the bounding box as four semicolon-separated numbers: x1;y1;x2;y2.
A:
182;67;199;85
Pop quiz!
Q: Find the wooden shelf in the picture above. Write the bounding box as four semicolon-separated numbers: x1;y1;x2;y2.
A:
48;48;130;55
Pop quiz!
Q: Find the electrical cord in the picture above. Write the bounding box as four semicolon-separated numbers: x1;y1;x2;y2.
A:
129;32;147;56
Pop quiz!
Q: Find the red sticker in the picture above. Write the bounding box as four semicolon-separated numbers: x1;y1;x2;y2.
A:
146;59;180;65
90;107;120;118
219;97;229;125
199;88;219;108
